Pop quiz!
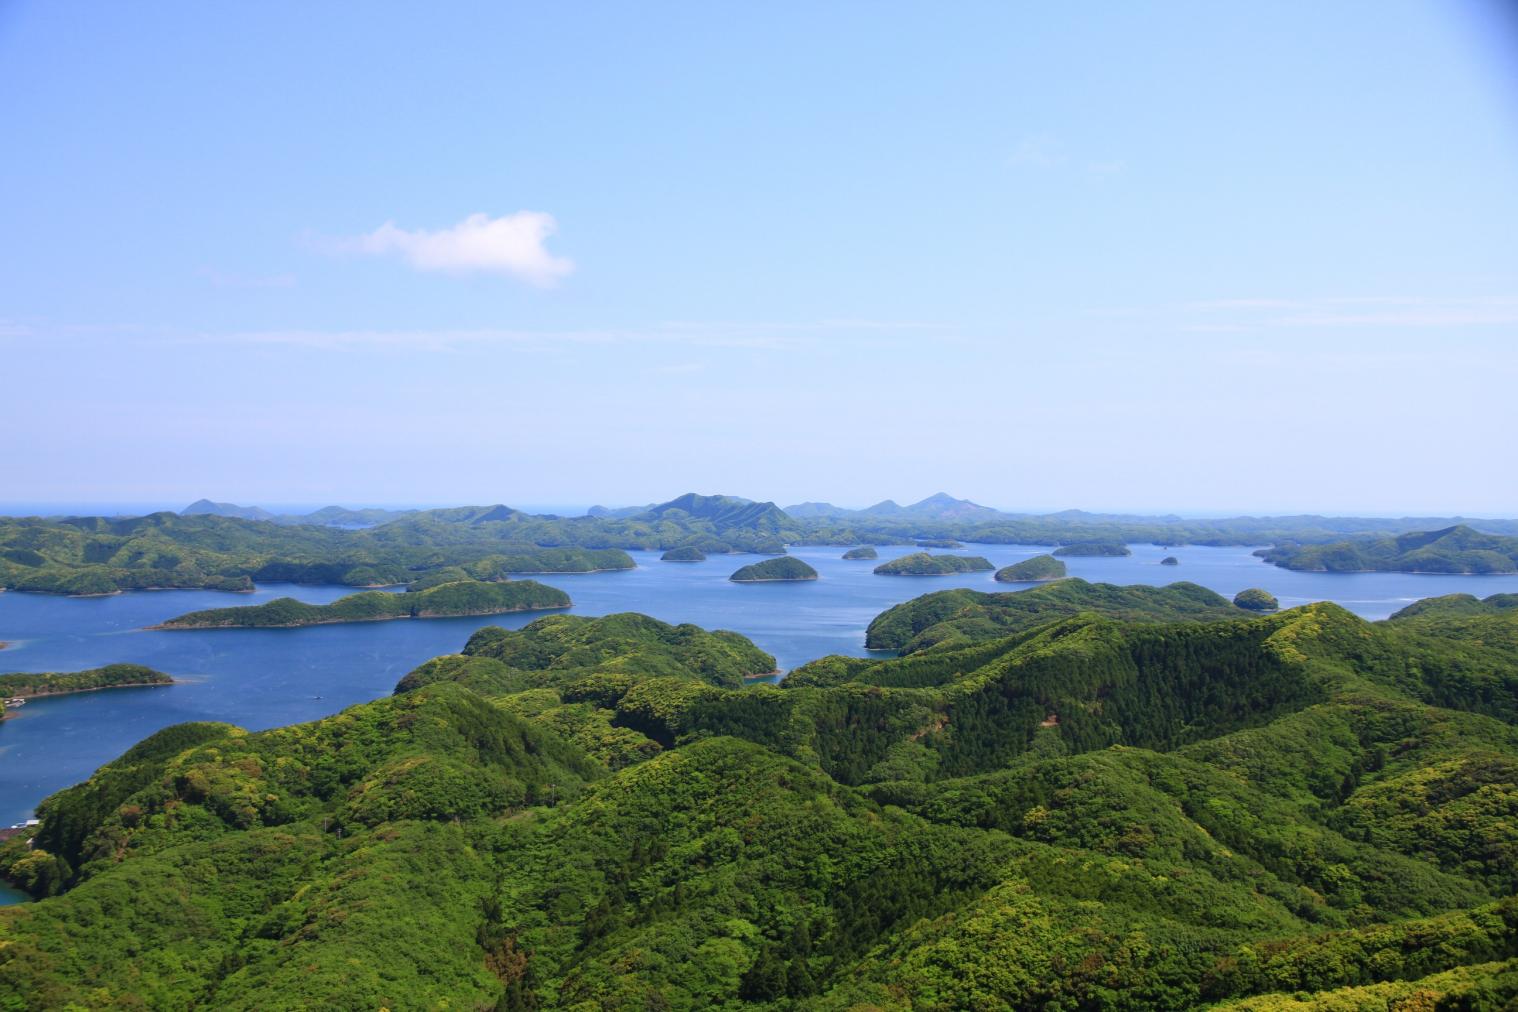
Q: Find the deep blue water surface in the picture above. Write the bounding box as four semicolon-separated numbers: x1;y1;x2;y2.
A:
3;543;1517;828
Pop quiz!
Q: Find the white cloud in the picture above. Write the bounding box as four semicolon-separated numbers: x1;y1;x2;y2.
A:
347;211;574;286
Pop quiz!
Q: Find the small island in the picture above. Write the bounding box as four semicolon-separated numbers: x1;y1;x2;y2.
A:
152;580;570;629
841;547;878;560
874;552;995;576
1053;542;1133;558
994;554;1067;583
660;547;707;562
1;664;173;715
1233;588;1280;612
729;557;819;582
915;539;964;549
1161;556;1180;566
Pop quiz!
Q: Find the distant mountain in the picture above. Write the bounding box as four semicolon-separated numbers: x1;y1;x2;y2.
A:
587;504;648;519
783;493;1003;522
404;504;529;526
782;501;849;520
180;499;277;522
300;505;416;527
642;493;792;532
897;492;1002;520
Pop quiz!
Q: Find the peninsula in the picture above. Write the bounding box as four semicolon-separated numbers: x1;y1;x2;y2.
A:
0;665;174;714
151;580;570;629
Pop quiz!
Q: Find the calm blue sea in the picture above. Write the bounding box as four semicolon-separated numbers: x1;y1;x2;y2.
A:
2;542;1516;839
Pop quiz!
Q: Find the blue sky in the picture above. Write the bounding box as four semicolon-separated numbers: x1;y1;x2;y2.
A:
3;2;1516;514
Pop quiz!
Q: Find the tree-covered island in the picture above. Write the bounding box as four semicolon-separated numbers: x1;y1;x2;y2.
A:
873;552;995;576
993;554;1067;583
729;558;819;582
151;580;569;629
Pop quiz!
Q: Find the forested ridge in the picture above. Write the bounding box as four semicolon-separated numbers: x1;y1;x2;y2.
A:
8;494;1518;595
3;579;1518;1008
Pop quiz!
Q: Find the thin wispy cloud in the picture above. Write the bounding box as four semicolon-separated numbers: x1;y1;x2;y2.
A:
336;211;574;286
183;319;936;352
1183;296;1518;329
198;268;297;290
1006;134;1125;176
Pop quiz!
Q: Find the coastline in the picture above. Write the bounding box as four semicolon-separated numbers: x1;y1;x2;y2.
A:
730;577;818;584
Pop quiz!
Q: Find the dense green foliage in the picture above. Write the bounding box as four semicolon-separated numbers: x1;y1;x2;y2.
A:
0;663;171;698
730;558;819;582
864;577;1242;651
1053;540;1133;557
873;552;994;576
1262;524;1518;574
660;546;707;562
154;579;569;629
993;553;1066;582
1235;587;1281;611
5;585;1518;1008
840;546;877;560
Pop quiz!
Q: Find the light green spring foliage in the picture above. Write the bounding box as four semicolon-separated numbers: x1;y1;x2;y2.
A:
4;592;1518;1008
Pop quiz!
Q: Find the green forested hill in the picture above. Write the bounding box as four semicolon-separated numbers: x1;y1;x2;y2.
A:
731;557;819;582
992;553;1066;582
3;590;1518;1008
